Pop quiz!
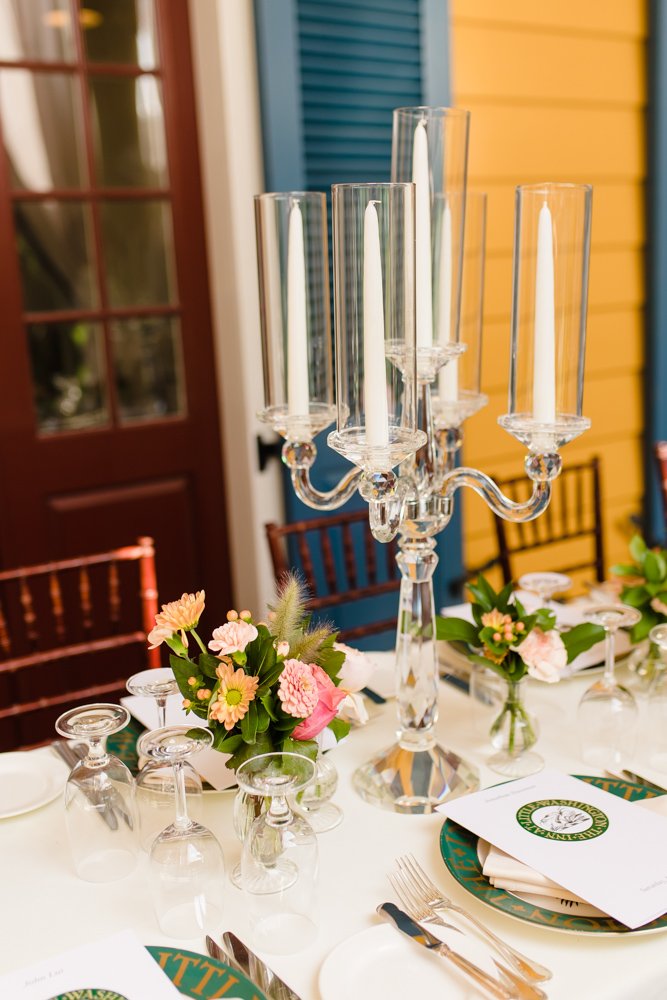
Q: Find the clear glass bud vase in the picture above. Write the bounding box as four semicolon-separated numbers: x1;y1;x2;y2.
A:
488;678;543;778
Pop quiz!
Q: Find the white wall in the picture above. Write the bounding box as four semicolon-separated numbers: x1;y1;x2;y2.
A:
188;0;284;615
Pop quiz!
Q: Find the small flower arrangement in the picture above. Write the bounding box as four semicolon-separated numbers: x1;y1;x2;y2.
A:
611;534;667;642
147;576;358;770
436;575;604;685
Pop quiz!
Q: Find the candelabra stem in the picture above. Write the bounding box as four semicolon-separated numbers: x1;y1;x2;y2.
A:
352;533;479;813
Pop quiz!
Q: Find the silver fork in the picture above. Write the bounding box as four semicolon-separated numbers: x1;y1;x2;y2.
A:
390;872;548;1000
397;855;552;984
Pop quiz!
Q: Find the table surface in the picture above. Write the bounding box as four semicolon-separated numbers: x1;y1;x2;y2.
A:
1;651;666;1000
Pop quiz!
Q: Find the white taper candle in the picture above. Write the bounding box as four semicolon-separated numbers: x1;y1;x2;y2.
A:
287;200;309;417
532;201;556;423
413;120;433;348
363;201;389;447
437;198;457;401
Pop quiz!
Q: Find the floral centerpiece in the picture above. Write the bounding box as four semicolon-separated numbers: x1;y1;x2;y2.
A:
610;534;667;642
147;575;361;770
437;575;603;775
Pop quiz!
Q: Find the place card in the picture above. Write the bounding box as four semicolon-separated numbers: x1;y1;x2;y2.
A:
0;929;180;999
440;769;667;929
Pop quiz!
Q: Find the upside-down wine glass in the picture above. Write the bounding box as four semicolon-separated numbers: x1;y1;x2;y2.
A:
137;725;225;938
518;572;572;610
55;703;138;882
126;668;203;851
237;752;318;954
577;604;641;767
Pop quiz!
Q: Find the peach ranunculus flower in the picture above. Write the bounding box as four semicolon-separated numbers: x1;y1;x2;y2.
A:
209;662;259;730
209;619;258;656
277;659;320;718
514;627;566;683
147;591;206;649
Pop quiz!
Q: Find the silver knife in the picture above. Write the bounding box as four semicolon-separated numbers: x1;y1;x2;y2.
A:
205;935;253;979
377;902;517;1000
222;930;302;1000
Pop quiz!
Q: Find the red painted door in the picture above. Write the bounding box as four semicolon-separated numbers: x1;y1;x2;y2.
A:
0;1;231;617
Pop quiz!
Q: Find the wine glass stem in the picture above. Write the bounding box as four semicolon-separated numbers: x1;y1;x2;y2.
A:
267;794;291;828
603;627;615;686
86;736;108;767
156;698;167;729
172;759;190;830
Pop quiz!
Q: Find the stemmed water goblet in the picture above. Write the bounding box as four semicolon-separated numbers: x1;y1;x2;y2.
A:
137;725;225;938
237;751;318;954
577;604;641;767
518;572;572;610
55;703;138;882
126;667;203;850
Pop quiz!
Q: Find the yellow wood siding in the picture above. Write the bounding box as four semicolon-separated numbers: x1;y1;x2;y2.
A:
449;1;647;589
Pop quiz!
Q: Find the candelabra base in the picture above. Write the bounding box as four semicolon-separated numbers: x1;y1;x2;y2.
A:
352;739;479;814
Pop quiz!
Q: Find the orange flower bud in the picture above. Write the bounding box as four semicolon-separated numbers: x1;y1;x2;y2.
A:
182;699;191;709
226;609;239;621
239;609;252;621
188;676;197;686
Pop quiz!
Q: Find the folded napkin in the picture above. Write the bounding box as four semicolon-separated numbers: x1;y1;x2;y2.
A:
482;793;667;905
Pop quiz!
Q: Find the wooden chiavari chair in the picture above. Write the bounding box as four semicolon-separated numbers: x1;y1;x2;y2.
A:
0;536;158;750
265;510;401;641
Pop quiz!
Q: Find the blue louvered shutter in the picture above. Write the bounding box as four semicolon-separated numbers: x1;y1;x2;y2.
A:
254;0;459;640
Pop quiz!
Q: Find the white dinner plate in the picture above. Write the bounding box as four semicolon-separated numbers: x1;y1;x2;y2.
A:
319;922;498;1000
0;751;66;818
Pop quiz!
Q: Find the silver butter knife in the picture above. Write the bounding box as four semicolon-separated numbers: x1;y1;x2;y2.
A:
378;902;518;1000
205;935;254;979
222;930;302;1000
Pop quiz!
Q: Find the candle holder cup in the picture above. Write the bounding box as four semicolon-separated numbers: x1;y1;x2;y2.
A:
255;191;336;443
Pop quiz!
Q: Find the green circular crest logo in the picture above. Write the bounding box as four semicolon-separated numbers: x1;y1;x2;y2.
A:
516;799;609;841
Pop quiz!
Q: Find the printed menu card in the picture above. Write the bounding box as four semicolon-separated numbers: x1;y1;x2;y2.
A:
440;769;667;928
0;929;180;999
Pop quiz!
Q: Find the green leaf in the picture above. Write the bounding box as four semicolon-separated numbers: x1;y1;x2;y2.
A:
629;534;648;565
240;699;258;744
533;608;556;631
169;654;198;699
255;702;270;733
620;586;650;608
560;623;605;663
317;645;346;682
259;690;279;722
496;581;514;612
436;616;479;645
227;730;274;770
644;550;666;584
281;737;318;762
211;730;243;752
197;652;221;680
327;717;351;742
610;562;640;577
631;610;660;643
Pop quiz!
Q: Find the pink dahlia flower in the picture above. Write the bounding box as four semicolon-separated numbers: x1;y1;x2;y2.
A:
277;659;319;718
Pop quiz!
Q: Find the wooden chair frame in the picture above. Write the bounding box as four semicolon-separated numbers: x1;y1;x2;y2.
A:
266;511;400;641
0;536;158;728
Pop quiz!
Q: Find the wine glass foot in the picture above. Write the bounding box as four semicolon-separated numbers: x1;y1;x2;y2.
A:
488;749;544;778
75;847;137;883
303;802;344;833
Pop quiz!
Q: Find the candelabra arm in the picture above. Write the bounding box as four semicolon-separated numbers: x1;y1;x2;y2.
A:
282;441;363;511
441;452;562;524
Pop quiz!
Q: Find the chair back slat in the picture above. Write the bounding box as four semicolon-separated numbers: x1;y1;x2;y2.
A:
0;599;11;656
319;527;337;594
79;567;93;631
49;571;65;641
19;577;38;647
108;560;121;626
341;523;357;589
297;532;315;585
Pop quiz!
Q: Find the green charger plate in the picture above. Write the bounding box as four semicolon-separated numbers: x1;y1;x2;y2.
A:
439;774;667;935
147;945;268;999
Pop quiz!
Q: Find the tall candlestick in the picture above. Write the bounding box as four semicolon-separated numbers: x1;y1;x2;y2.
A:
437;199;457;401
413;120;433;348
287;200;309;416
363;201;389;447
532;201;556;423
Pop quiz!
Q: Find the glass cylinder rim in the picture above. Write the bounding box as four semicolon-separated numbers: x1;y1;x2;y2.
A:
331;181;413;193
254;191;326;203
516;182;593;196
393;106;471;121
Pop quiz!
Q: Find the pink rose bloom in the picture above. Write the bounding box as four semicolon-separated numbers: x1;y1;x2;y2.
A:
209;619;258;655
334;642;375;693
278;659;319;718
292;664;347;740
514;628;566;683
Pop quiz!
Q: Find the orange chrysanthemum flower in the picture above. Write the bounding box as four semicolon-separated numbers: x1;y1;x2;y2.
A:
147;591;206;649
208;662;259;730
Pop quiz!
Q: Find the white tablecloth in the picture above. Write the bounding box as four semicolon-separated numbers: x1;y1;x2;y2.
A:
1;654;666;999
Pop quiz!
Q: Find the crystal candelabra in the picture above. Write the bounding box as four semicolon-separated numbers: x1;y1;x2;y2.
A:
254;109;593;813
